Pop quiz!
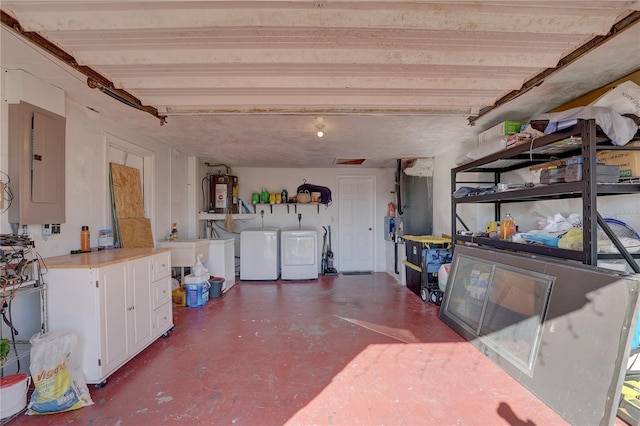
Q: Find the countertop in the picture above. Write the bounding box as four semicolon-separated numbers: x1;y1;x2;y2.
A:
43;248;171;269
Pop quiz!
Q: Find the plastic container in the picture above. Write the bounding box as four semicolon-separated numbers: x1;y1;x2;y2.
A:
499;213;516;239
1;373;29;420
185;282;209;307
387;202;395;217
208;277;225;299
172;287;186;307
185;274;210;307
81;226;90;252
261;188;270;204
98;229;114;248
170;223;178;241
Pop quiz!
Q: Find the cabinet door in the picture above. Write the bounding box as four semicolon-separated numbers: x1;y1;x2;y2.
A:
128;257;154;352
98;262;129;376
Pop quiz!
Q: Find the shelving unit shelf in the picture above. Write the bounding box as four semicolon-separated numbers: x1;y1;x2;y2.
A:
250;202;328;214
451;118;640;272
198;212;257;221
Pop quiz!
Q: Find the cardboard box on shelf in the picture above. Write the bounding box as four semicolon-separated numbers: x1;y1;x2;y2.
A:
478;120;526;145
597;141;640;179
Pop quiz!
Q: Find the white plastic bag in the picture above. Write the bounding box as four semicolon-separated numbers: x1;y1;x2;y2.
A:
192;254;209;277
591;80;640;116
537;213;573;233
27;332;93;415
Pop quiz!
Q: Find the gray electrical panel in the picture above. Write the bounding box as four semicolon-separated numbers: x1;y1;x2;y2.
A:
8;101;66;225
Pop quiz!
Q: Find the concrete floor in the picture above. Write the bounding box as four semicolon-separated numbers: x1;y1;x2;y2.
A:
10;273;575;425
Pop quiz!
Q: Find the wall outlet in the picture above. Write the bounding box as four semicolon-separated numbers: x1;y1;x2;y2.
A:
42;224;52;236
51;224;61;234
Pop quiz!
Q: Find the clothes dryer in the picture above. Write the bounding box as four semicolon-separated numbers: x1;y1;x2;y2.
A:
280;227;318;280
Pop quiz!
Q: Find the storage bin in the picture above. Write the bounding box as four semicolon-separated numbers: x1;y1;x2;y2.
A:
421;247;453;285
1;373;29;420
403;260;422;297
404;235;451;266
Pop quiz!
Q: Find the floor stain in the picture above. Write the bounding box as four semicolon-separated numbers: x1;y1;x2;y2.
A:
157;396;174;404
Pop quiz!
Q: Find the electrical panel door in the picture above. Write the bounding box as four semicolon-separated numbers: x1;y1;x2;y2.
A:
8;101;66;225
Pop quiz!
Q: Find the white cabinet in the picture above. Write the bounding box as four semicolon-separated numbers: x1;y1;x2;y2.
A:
208;238;236;291
45;249;173;385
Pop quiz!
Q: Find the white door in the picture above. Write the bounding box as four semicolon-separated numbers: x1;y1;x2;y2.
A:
338;176;375;272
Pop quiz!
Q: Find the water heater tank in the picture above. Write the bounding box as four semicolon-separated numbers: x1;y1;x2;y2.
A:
210;175;238;214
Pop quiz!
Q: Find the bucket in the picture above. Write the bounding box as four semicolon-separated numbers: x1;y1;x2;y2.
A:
185;281;209;308
185;274;210;308
1;373;29;419
208;277;225;299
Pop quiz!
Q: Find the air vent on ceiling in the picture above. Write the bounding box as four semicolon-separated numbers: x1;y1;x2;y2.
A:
334;158;366;166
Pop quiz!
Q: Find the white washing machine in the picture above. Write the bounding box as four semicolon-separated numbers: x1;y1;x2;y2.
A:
240;228;280;280
280;227;318;280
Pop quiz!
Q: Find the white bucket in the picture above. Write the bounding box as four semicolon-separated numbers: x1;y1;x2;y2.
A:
0;373;29;419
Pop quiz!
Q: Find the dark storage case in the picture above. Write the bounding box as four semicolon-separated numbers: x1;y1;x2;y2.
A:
403;235;452;300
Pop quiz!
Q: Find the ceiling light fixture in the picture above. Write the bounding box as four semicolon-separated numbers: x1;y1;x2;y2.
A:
316;124;325;138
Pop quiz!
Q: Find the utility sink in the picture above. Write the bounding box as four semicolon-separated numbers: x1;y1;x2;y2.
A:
156;239;210;267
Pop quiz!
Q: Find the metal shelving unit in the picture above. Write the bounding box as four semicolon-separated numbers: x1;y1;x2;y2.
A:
1;235;46;379
451;119;640;272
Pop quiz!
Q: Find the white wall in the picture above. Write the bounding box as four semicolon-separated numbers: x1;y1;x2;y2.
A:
197;165;397;274
433;136;478;236
0;79;176;258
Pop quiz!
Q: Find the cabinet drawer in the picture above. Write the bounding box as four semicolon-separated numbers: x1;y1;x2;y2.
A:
154;302;173;335
152;276;172;309
151;251;171;281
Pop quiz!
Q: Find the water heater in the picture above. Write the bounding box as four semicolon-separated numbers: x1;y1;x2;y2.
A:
209;174;239;214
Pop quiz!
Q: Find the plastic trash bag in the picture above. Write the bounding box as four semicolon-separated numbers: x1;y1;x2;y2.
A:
558;227;583;251
27;332;93;415
537;213;573;233
192;254;209;277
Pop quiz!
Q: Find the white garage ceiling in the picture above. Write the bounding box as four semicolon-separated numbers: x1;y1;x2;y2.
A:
1;1;639;168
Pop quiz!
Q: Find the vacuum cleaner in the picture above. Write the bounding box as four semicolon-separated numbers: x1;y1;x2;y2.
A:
322;225;338;276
